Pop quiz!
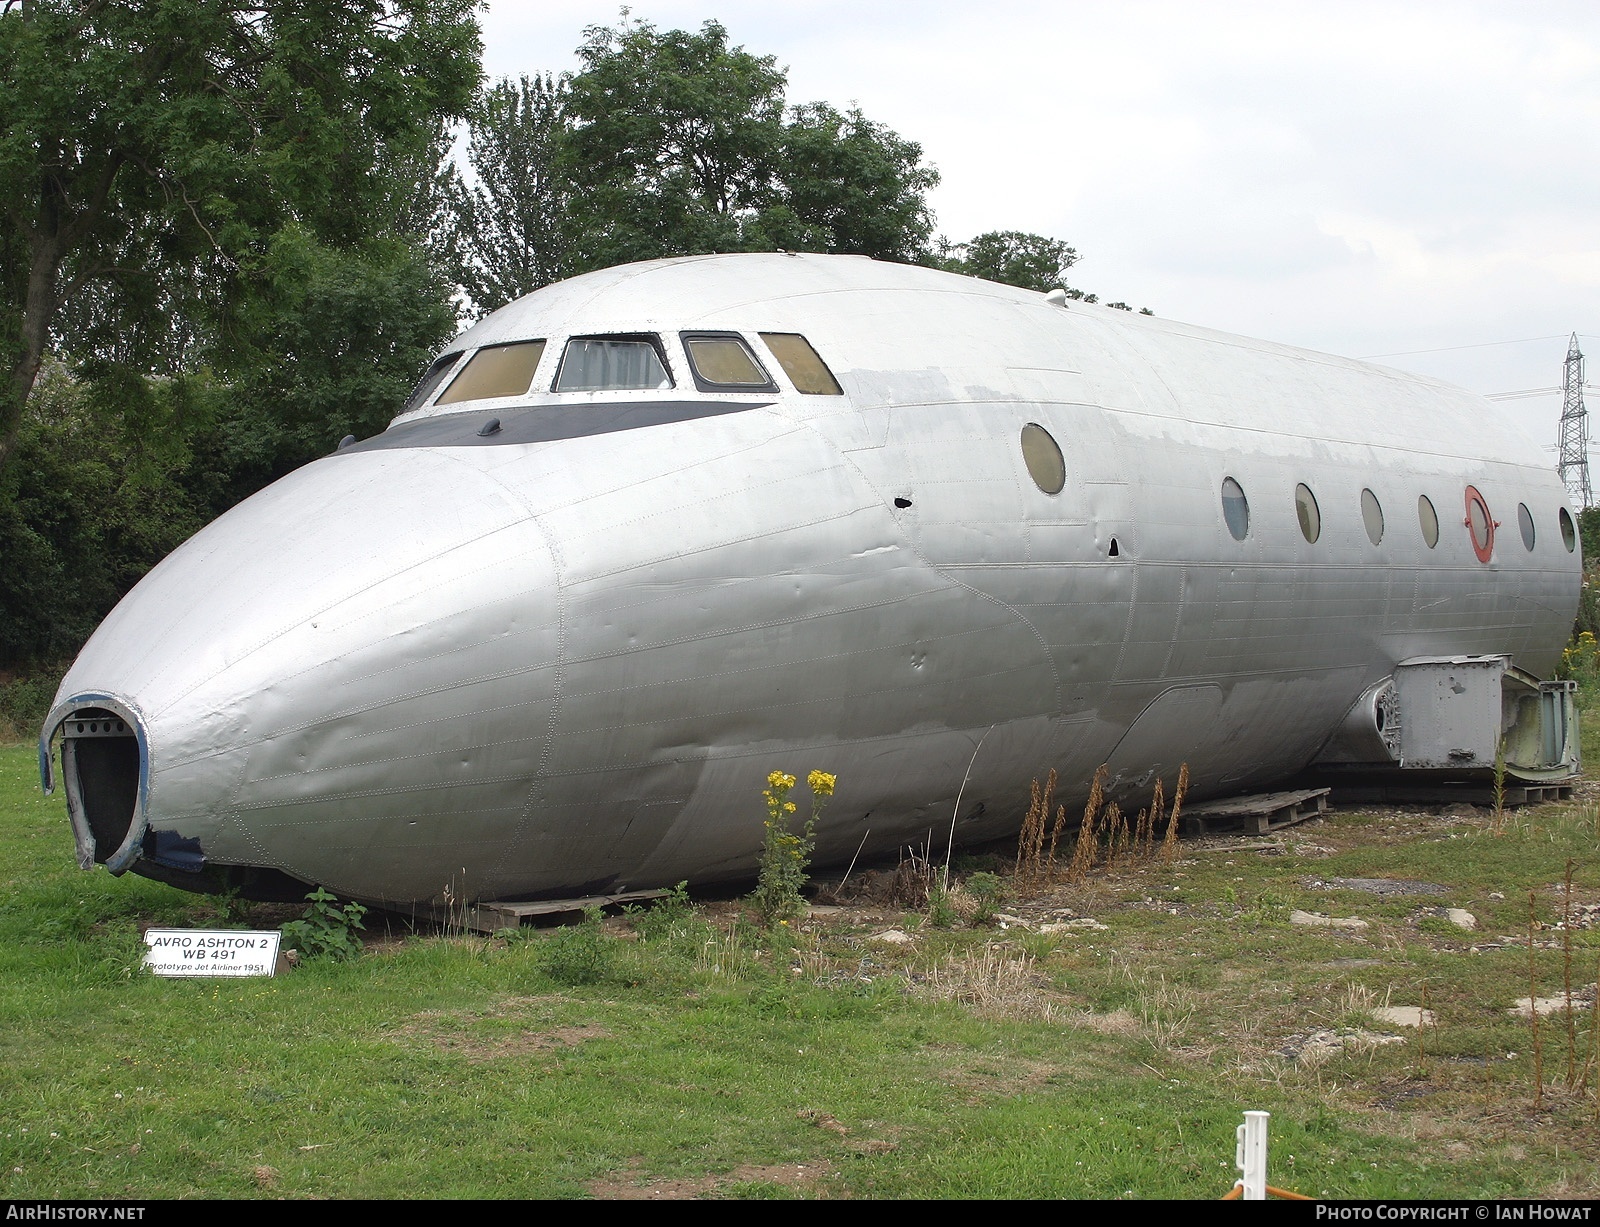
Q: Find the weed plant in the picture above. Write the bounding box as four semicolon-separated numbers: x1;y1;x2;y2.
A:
964;871;1005;925
1562;630;1600;687
926;883;961;928
625;881;694;942
536;906;614;985
279;886;366;962
1017;762;1189;889
751;769;836;923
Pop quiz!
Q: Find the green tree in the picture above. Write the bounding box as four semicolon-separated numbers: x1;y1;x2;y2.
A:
0;0;481;476
559;16;937;275
0;360;216;665
1578;506;1600;565
441;74;573;316
757;102;937;262
221;226;461;490
935;228;1148;310
564;17;785;269
0;233;458;671
938;230;1079;293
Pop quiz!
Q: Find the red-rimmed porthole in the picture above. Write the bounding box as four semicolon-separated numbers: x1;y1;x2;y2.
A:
1463;485;1495;563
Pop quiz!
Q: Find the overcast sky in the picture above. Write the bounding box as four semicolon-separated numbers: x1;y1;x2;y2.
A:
477;0;1600;455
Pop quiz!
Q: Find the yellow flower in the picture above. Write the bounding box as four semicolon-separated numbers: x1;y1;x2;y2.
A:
785;801;797;813
807;770;837;797
767;770;796;790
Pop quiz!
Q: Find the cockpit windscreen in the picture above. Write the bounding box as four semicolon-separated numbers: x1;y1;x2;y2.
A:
555;336;673;391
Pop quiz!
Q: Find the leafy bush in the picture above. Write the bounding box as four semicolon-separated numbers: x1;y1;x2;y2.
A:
627;882;693;942
280;886;367;963
1580;508;1600;566
926;884;961;929
538;906;614;985
0;670;61;741
964;871;1007;926
1560;629;1600;689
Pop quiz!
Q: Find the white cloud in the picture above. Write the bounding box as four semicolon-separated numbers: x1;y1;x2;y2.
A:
474;0;1600;430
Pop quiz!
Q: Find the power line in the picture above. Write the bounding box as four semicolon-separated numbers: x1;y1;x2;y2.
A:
1361;334;1569;360
1487;384;1599;401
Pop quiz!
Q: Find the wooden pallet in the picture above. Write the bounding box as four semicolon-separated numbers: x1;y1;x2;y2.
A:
1181;788;1331;836
427;888;669;934
1327;781;1576;807
1507;783;1576;804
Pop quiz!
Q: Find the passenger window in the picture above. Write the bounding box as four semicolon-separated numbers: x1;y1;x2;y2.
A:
1295;483;1321;544
1464;486;1494;562
436;340;546;405
1561;506;1578;553
1518;503;1536;551
404;351;464;411
1020;423;1065;494
1361;488;1384;545
1221;477;1249;541
554;336;673;391
759;332;843;395
1418;495;1439;548
682;333;776;392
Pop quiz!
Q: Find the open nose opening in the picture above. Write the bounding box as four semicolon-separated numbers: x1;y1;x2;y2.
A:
44;702;148;873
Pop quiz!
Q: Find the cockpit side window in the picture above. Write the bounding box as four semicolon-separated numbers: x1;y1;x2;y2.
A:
758;332;843;395
403;351;464;412
681;332;777;392
554;335;673;391
435;340;547;405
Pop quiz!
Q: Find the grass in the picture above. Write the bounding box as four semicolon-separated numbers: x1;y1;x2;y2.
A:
4;737;1600;1199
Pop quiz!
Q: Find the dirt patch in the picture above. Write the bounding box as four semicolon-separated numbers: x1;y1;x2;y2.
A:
393;1001;608;1061
796;1109;902;1154
1306;876;1450;897
1278;1028;1407;1065
936;1056;1060;1104
1075;1008;1142;1037
587;1158;836;1199
797;1108;851;1134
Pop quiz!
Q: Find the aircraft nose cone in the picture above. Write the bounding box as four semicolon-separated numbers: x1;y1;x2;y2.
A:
52;446;560;902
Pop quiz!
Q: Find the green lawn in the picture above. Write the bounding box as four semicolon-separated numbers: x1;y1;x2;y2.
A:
2;739;1598;1199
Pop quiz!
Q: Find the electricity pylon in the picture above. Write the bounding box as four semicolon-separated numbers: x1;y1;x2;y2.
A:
1557;333;1591;509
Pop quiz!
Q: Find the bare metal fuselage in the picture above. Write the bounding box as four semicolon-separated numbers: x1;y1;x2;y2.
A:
41;255;1580;906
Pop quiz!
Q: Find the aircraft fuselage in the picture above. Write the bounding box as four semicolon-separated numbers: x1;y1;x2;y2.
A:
42;255;1580;906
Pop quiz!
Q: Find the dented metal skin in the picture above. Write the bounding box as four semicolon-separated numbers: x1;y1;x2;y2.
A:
40;254;1581;907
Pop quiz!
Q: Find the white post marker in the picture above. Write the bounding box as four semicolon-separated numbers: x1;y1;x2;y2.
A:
1234;1110;1269;1200
143;929;282;977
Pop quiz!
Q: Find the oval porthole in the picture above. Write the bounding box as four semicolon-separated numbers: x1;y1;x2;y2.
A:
1464;485;1494;563
1418;495;1439;549
1517;502;1535;551
1360;488;1384;545
1221;477;1249;540
1560;506;1577;553
1295;483;1321;544
1020;423;1065;495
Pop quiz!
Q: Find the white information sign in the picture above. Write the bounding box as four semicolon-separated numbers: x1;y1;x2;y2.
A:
143;929;282;978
